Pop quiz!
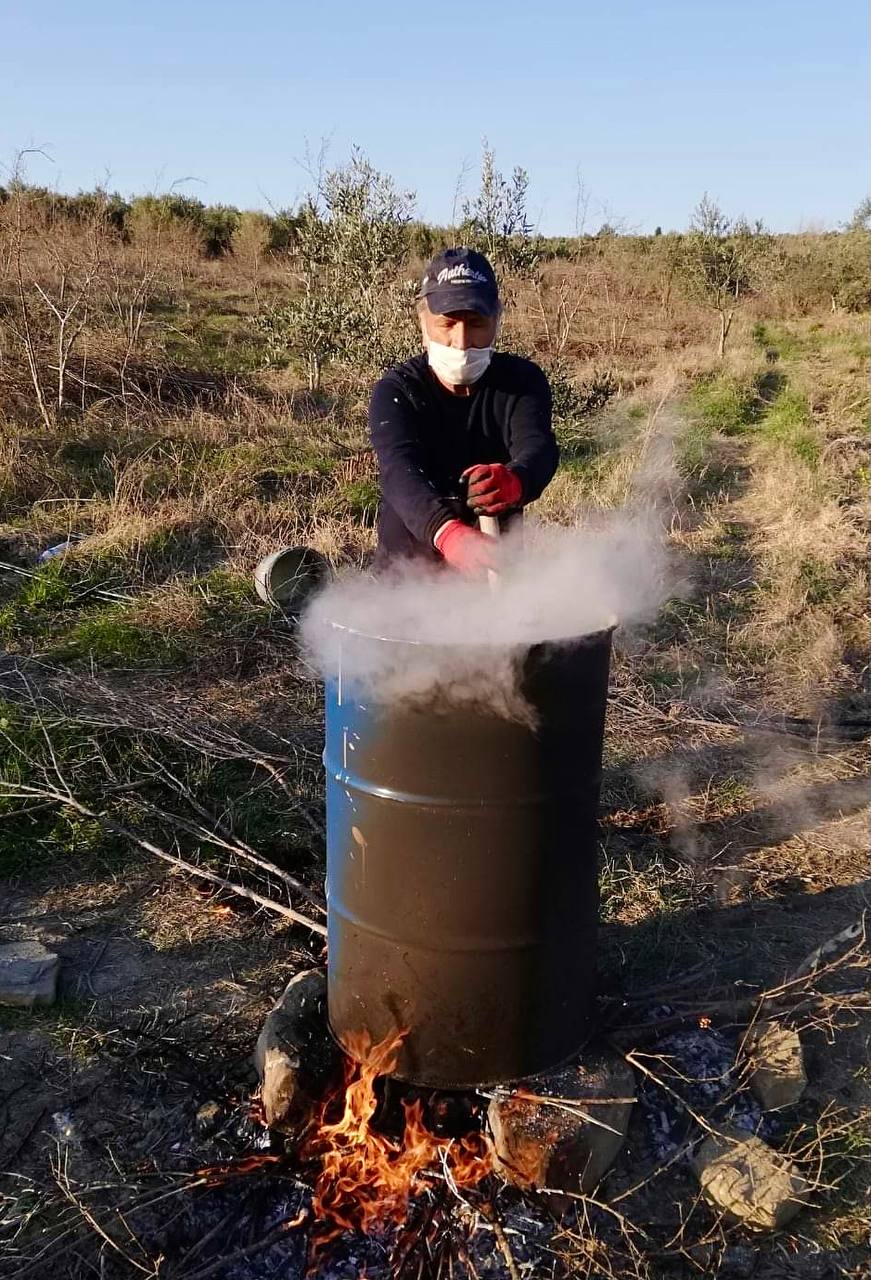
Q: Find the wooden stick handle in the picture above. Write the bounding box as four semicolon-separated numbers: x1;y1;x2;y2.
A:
478;515;500;588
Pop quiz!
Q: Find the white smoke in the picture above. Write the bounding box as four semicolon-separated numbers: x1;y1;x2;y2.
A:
301;507;678;718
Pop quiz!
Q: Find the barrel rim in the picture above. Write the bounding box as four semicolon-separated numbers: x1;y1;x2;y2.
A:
327;615;617;650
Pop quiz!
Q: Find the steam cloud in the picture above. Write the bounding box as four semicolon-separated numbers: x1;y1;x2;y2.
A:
301;508;677;719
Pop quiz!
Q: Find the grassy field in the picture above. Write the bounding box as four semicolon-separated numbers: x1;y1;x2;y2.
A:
0;184;869;1277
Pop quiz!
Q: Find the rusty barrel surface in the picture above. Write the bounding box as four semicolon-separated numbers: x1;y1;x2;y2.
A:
324;625;613;1088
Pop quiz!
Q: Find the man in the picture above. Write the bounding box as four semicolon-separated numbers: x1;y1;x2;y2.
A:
368;247;559;574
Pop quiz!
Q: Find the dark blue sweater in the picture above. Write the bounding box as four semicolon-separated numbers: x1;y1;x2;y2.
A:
368;352;558;563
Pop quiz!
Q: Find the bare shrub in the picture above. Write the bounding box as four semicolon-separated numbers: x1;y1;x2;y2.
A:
680;194;772;357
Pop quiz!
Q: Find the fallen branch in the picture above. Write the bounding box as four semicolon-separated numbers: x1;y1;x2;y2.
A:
611;989;869;1047
152;757;325;909
0;780;327;937
132;787;325;915
52;1147;156;1278
479;1203;521;1280
182;1209;308;1280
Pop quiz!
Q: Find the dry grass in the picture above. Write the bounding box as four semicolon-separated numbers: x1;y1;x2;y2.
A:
0;207;869;1277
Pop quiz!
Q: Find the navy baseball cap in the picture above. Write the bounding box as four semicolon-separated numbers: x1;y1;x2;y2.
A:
418;247;500;317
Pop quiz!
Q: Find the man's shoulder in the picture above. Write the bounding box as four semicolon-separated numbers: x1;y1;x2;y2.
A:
490;351;550;394
372;353;429;401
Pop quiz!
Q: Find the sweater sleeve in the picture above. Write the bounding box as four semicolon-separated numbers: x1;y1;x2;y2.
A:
369;375;457;547
505;363;559;502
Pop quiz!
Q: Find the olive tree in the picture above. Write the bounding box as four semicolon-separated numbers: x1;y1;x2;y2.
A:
681;194;770;357
461;145;538;277
256;150;416;391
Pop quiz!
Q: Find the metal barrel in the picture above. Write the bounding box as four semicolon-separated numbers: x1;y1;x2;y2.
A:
324;625;613;1088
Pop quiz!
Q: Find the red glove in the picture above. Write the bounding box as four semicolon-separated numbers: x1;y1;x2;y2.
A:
433;519;499;576
462;463;523;515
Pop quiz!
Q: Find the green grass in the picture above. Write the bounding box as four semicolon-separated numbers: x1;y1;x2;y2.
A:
791;1111;871;1235
163;306;269;375
136;521;221;577
681;369;821;476
0;560;115;645
753;318;870;363
795;555;841;605
0;699;131;878
758;387;820;465
0;995;96;1039
703;774;754;813
0;554;266;668
687;373;760;435
0;561;186;665
703;520;748;560
598;846;705;985
677;420;718;475
197;568;262;611
211;442;338;477
54;606;188;666
752;321;805;361
678;373;762;479
55;571;263;667
1;559;78;613
338;478;380;525
600;849;698;924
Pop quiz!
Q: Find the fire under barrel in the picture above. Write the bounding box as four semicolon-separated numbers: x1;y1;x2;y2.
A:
324;624;613;1089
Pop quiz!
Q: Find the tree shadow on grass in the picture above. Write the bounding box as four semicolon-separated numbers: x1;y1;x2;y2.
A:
601;875;869;1005
598;740;870;999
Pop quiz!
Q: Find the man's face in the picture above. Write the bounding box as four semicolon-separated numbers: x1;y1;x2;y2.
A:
420;306;498;350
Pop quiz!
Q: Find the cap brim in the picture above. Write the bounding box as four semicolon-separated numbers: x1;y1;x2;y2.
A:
422;285;499;317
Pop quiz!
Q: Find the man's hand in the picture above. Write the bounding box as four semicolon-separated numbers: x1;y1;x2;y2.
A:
433;519;499;576
462;463;523;515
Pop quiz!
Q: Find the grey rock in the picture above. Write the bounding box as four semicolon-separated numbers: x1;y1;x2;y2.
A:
488;1050;635;1194
0;940;60;1008
721;1243;757;1277
693;1127;811;1230
196;1101;223;1135
744;1021;806;1111
254;968;341;1134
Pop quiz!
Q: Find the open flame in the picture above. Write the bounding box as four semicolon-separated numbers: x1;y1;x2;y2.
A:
302;1029;492;1243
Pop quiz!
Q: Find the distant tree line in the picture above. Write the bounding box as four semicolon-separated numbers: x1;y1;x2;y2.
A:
2;174;868;279
0;182;301;257
1;148;868;416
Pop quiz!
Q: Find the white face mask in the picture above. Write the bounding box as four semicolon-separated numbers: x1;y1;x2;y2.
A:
426;339;492;386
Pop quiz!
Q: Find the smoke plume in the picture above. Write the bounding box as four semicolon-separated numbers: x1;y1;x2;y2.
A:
301;507;677;718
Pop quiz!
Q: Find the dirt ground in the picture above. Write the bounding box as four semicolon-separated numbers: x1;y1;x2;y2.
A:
0;230;868;1276
2;681;868;1278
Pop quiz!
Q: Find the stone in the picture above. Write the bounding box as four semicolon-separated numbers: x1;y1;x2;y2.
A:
196;1101;223;1135
487;1050;636;1195
254;968;341;1135
693;1127;811;1231
744;1021;806;1111
721;1244;757;1277
0;940;60;1008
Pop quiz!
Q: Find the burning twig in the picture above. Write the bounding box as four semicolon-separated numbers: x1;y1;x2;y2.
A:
486;1087;635;1135
300;1029;493;1265
478;1202;522;1280
391;1184;449;1278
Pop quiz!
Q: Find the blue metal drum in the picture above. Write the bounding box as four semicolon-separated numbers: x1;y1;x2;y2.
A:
324;625;612;1088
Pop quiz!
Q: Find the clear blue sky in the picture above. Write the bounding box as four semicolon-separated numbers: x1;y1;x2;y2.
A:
2;0;867;234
